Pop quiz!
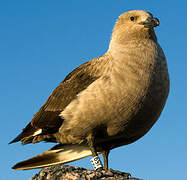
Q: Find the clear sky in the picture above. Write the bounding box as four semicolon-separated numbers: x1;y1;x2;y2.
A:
1;1;186;180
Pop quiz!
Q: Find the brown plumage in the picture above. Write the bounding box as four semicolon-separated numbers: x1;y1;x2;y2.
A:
10;10;169;170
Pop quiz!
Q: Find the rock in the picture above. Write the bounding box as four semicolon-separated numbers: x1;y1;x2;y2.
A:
31;164;142;180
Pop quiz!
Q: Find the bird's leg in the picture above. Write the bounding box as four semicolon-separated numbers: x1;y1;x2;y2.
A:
87;133;103;170
102;150;110;170
87;133;97;156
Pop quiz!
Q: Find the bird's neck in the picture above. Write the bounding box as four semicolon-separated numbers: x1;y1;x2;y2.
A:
107;30;157;62
106;33;159;79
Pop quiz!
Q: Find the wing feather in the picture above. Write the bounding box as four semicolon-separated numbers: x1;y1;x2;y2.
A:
10;59;100;144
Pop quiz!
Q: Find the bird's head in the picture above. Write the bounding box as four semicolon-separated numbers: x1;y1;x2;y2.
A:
111;10;159;44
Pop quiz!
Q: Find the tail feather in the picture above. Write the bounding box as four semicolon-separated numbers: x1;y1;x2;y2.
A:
12;144;96;170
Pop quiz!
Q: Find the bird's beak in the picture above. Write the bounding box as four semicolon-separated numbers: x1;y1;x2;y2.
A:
139;17;159;28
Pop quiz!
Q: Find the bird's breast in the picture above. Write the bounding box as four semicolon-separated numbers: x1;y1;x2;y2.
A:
106;49;169;140
58;46;169;145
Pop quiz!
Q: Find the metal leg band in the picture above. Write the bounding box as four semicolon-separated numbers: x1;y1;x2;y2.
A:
90;156;103;170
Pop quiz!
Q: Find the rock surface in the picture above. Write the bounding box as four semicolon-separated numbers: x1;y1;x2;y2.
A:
31;165;141;180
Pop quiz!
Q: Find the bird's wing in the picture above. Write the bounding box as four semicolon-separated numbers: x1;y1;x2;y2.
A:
12;144;99;170
10;59;100;144
31;59;99;129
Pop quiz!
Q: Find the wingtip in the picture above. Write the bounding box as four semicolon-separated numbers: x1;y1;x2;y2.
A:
12;162;31;170
8;141;13;145
12;164;18;170
9;139;17;145
9;135;21;144
12;161;22;170
12;163;30;170
11;159;43;170
12;144;93;170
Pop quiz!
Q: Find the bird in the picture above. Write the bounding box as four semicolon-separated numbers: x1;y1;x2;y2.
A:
10;10;170;171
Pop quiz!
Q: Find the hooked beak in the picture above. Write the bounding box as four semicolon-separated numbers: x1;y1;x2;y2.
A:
139;17;159;28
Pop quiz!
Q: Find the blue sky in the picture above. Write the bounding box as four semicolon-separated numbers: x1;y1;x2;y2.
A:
1;1;186;180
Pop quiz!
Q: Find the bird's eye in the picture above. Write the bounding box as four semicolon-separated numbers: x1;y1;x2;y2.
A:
130;16;135;21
